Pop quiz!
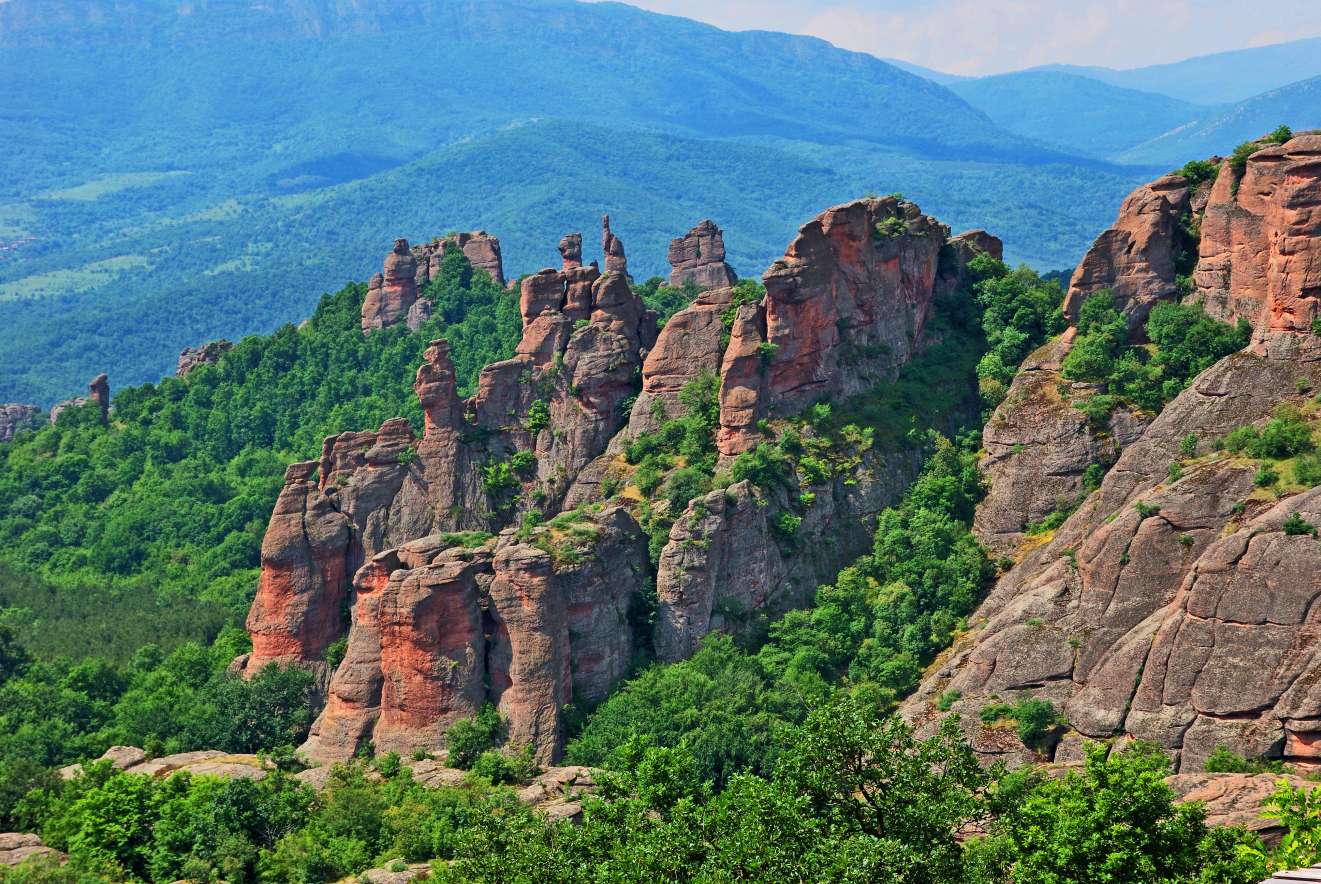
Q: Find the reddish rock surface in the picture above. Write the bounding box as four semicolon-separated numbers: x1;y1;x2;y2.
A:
1063;174;1191;331
906;350;1321;770
558;233;583;270
413;232;505;288
601;214;628;276
244;461;351;676
1196;134;1321;359
0;403;41;441
361;239;419;333
667;219;737;289
247;203;990;764
0;833;64;868
973;338;1150;553
176;339;233;377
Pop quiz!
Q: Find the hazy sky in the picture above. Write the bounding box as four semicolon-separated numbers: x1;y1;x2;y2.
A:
609;0;1321;75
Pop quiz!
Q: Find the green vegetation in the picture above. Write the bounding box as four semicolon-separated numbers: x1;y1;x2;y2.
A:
568;435;994;785
0;258;521;804
4;714;1292;883
631;277;704;326
1228;125;1294;190
1203;745;1288;774
969;255;1066;407
978;698;1064;749
1219;406;1315;460
1062;292;1251;417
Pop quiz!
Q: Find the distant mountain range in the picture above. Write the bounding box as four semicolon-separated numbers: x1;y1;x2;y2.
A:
0;0;1316;404
927;38;1321;163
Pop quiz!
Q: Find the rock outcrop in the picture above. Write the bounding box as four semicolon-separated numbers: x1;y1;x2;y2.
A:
301;506;647;764
716;196;959;456
412;231;505;289
362;239;419;334
667;219;737;290
249;204;993;763
0;833;64;868
908;134;1321;770
1197;134;1321;360
49;373;109;425
176;339;233;377
0;403;41;441
1063;174;1195;332
973;338;1150;553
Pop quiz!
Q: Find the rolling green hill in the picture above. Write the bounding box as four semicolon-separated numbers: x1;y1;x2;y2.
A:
0;0;1153;405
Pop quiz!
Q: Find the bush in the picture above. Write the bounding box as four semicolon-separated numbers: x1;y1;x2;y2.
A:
1204;745;1286;774
444;705;504;769
1255;464;1280;487
1295;453;1321;487
1284;513;1317;537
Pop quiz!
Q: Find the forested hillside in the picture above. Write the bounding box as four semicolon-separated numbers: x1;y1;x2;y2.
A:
0;0;1151;404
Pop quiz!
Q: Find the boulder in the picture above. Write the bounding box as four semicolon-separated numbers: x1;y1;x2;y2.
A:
0;833;64;868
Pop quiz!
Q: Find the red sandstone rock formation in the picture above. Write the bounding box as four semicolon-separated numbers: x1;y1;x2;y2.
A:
558;233;583;270
601;215;627;276
244;462;351;676
667;219;737;289
904;135;1321;770
1196;134;1321;359
1063;175;1192;331
176;340;233;377
361;239;419;334
249;203;991;763
412;232;505;289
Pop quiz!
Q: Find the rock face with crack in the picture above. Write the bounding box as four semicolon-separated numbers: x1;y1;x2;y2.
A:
667;219;737;290
907;134;1321;770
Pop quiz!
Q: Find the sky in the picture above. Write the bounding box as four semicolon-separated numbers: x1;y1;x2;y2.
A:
606;0;1321;76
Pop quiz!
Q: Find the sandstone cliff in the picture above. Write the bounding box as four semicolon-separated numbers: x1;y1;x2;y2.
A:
361;232;506;333
907;132;1321;771
247;202;995;764
49;374;109;425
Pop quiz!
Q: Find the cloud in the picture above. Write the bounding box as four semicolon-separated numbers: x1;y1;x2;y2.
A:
603;0;1321;75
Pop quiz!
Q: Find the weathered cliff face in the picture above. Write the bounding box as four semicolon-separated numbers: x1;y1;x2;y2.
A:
300;506;648;764
176;340;233;378
1063;174;1194;332
667;219;737;290
361;239;418;334
361;232;506;334
973;337;1150;553
717;197;952;456
1197;134;1321;360
625;220;739;438
910;134;1321;770
250;202;993;763
0;403;42;442
413;232;505;289
244;462;352;678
